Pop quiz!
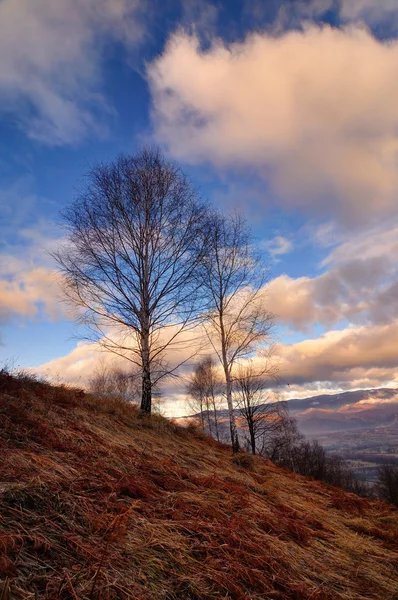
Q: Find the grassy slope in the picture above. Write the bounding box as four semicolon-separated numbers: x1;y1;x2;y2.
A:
0;373;397;600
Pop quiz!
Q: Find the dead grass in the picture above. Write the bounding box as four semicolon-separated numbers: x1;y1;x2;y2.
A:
0;371;397;599
231;452;255;471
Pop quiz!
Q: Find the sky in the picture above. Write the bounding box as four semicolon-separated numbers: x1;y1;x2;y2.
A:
1;0;398;416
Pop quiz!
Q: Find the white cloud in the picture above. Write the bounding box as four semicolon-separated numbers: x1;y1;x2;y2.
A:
0;227;66;322
33;340;105;386
264;235;293;259
149;25;398;225
0;0;145;145
266;220;398;330
322;223;398;266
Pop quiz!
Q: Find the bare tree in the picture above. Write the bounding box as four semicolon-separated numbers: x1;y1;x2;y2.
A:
262;414;367;495
186;356;223;441
199;212;274;452
88;360;112;398
375;463;398;506
89;359;140;403
234;359;280;455
54;148;208;414
262;415;301;470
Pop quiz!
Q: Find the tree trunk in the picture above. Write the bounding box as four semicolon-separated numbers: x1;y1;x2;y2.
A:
140;330;152;414
206;399;213;437
249;423;256;455
219;313;240;453
211;395;220;441
199;394;205;428
225;370;239;453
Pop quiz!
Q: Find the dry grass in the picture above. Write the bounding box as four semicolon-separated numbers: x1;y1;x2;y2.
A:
0;371;398;599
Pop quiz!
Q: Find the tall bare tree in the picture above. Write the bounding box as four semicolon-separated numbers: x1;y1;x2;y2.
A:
55;148;208;414
234;359;280;455
186;356;223;441
199;212;274;452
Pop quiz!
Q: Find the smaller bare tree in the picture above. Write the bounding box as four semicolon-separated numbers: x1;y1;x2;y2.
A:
186;356;224;441
375;463;398;506
198;211;274;453
89;360;141;403
262;415;301;470
234;359;280;455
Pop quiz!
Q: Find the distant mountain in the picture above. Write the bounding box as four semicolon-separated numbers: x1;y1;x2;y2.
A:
289;388;398;435
287;388;398;415
296;406;398;434
180;387;398;437
289;389;398;483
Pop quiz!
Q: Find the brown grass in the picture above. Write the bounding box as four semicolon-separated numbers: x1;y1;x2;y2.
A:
0;371;398;599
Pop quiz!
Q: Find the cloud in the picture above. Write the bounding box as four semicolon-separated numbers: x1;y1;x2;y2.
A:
0;205;67;323
149;25;398;225
272;0;398;33
0;266;62;322
33;337;191;416
264;236;293;259
33;314;398;416
180;0;219;37
276;320;398;389
321;223;398;266
267;275;318;329
0;233;66;323
340;0;398;28
0;0;145;145
266;221;398;330
266;262;385;330
32;340;104;386
33;313;208;384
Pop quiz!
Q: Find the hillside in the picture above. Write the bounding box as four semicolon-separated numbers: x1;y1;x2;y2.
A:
1;373;398;600
181;389;398;484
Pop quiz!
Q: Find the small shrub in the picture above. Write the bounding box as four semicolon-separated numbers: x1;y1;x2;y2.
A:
178;421;209;442
231;452;255;471
115;476;156;500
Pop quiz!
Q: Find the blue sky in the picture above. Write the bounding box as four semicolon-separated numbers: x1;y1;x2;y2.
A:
1;0;398;415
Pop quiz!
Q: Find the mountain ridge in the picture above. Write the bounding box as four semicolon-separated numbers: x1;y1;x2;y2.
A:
180;387;398;435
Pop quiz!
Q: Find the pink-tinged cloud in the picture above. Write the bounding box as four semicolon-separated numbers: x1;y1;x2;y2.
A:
149;26;398;224
276;321;398;389
265;222;398;330
33;316;398;417
0;266;63;322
